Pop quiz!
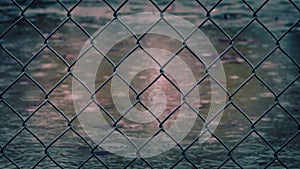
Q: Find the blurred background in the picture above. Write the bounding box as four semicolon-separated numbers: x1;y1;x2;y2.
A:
0;0;299;168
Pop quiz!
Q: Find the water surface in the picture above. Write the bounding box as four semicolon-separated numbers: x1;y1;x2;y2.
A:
0;0;299;168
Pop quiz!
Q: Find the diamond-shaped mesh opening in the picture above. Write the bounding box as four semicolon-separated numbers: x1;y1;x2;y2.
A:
26;47;68;91
1;18;44;64
221;48;253;93
233;77;274;121
235;22;277;65
256;49;299;93
231;132;274;168
199;21;230;56
47;20;89;65
0;0;299;168
96;29;136;66
26;103;69;145
2;75;45;119
210;0;253;37
71;1;113;35
4;130;45;168
255;105;298;149
257;0;300;37
22;0;66;34
214;104;251;148
48;129;91;168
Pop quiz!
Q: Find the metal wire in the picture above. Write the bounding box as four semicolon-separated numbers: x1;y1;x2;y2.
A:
0;0;299;168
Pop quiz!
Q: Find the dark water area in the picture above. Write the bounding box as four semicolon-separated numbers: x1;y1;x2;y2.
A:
0;0;299;168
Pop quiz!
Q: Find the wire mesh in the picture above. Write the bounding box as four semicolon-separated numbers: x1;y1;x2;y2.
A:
0;0;299;168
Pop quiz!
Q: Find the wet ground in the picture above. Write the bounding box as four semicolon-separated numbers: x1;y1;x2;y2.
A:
0;0;299;168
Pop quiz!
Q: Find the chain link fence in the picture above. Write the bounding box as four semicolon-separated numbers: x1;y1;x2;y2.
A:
0;0;299;168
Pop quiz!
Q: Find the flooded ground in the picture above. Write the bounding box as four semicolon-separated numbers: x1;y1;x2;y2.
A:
0;0;299;168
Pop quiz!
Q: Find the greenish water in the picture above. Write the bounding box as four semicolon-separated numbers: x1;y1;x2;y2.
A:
0;0;299;168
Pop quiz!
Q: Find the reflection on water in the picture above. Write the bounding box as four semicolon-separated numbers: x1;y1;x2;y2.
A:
0;0;299;168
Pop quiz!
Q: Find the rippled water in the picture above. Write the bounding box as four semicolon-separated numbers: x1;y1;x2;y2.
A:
0;0;299;168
